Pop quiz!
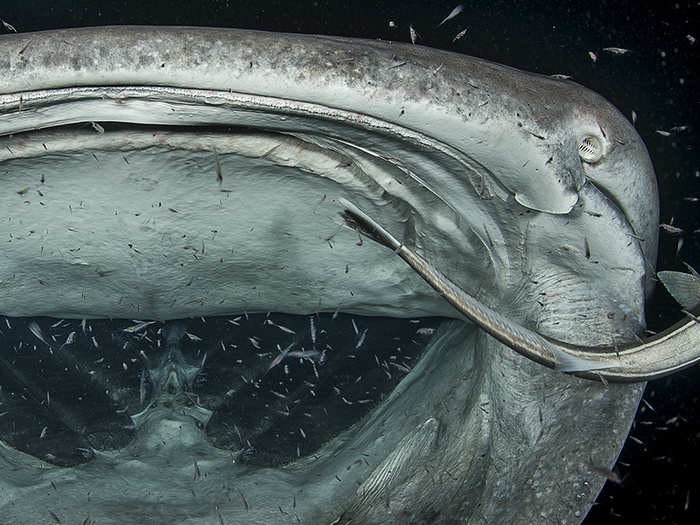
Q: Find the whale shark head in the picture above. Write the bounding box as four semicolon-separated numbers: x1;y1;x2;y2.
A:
0;27;661;523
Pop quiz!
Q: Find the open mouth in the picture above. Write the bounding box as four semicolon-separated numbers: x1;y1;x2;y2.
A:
0;27;656;524
1;312;443;468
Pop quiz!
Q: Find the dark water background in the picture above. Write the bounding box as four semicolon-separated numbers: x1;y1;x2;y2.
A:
1;0;698;523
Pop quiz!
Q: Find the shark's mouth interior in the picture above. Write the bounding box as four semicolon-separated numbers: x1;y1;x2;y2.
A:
0;86;645;524
1;312;443;468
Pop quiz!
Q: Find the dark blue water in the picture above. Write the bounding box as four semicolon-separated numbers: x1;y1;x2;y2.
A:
1;1;698;522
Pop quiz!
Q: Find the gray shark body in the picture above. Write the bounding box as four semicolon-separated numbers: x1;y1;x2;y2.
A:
0;27;672;523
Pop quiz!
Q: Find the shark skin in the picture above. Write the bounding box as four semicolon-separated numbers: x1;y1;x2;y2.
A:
0;27;662;524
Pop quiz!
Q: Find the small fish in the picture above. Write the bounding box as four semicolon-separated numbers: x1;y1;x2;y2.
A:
91;121;105;134
288;350;320;359
437;4;464;27
452;28;468;42
631;110;637;124
1;20;17;33
309;316;317;346
355;328;368;349
186;332;202;342
248;336;261;349
655;129;671;137
602;47;631;55
687;34;696;44
266;319;296;334
588;459;621;483
409;25;418;44
658;269;700;310
58;331;76;350
28;322;51;348
660;223;683;234
588;51;598;63
351;318;359;335
268;342;296;370
392;362;412;373
628;435;644;446
91;336;99;348
123;320;156;333
416;327;436;337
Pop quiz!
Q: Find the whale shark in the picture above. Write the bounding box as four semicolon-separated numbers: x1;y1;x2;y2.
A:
0;26;697;524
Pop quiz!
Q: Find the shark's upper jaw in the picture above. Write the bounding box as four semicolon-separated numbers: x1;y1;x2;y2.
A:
0;27;655;524
0;85;651;325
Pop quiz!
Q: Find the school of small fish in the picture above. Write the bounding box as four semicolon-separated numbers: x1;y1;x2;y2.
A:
0;309;440;470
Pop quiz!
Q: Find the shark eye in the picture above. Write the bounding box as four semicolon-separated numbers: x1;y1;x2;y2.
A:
578;135;604;163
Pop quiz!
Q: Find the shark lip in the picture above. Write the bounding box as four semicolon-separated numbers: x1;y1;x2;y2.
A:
0;27;651;524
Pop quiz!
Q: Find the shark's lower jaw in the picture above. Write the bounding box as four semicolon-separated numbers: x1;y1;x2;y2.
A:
0;64;649;521
0;313;641;524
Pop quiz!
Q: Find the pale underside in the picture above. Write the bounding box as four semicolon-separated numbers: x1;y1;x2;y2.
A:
0;27;655;524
